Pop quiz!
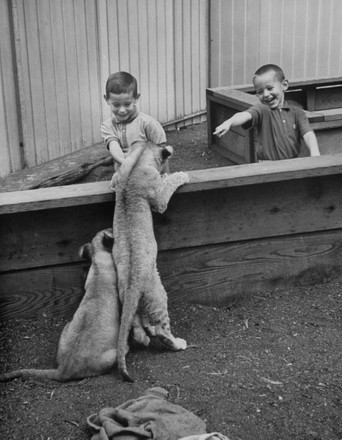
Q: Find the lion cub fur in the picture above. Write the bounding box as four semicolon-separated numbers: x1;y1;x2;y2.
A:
112;141;189;382
0;229;120;382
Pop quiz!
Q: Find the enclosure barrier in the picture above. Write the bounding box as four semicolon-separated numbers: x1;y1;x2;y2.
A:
1;154;342;319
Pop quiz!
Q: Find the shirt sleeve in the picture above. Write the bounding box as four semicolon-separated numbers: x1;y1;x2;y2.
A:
243;104;265;130
145;119;167;145
101;119;119;149
295;108;313;137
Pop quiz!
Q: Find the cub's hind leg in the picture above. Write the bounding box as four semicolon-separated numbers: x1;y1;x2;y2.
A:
132;313;151;347
144;270;186;351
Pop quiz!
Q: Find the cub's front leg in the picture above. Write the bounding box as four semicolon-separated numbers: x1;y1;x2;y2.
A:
152;172;189;214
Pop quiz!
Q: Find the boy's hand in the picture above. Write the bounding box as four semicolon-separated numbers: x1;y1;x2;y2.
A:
213;121;231;137
109;171;119;192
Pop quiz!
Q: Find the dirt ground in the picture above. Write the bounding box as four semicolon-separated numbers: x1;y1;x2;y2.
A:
75;122;234;184
1;123;342;440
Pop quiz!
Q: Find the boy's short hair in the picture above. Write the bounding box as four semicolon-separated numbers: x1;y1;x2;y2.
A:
105;72;138;98
253;64;286;82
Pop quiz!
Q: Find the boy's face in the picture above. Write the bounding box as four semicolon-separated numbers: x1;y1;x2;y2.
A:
106;92;139;122
253;70;288;109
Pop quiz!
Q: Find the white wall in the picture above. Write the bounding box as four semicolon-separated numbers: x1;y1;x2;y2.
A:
210;0;342;87
0;0;209;176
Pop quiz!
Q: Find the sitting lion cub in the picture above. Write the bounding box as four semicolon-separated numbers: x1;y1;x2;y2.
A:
112;141;189;382
0;229;120;382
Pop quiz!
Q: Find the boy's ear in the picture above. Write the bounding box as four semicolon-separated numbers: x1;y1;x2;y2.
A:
135;93;141;101
103;94;108;102
282;79;289;91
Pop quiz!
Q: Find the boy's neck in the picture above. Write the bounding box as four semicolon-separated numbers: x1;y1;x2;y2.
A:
112;106;139;124
277;96;285;109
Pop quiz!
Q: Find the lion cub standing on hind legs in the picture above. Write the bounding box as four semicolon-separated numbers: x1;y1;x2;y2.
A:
112;141;189;382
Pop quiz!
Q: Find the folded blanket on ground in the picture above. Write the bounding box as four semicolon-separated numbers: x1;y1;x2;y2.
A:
87;387;207;440
179;433;231;440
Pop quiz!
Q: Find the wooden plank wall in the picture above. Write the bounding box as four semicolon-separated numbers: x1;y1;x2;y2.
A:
11;0;104;169
210;0;342;87
0;0;208;177
0;0;22;176
1;155;342;320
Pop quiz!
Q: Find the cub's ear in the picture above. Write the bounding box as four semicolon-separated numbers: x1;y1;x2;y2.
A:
161;145;174;160
102;229;114;250
79;243;92;261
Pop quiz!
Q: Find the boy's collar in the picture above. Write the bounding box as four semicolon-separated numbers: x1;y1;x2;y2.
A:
279;100;290;110
112;106;139;124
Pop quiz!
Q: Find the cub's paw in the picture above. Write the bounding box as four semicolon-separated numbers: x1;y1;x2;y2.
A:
175;172;190;185
133;333;151;347
145;325;156;337
173;337;187;350
132;325;151;347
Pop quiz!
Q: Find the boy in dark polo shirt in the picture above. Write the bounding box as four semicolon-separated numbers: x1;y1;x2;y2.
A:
213;64;320;161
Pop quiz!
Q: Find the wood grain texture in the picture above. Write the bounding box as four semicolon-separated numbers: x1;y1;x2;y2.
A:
160;229;342;304
1;172;342;272
154;175;342;250
1;155;342;318
2;154;342;214
0;263;88;319
1;229;342;319
0;203;114;272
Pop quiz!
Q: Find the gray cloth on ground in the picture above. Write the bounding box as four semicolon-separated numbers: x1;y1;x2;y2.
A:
87;387;207;440
179;433;231;440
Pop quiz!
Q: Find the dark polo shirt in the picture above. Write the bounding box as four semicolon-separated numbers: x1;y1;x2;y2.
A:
244;102;312;160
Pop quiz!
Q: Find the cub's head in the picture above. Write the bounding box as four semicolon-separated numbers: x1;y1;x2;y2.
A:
119;141;173;178
79;228;114;261
159;145;173;173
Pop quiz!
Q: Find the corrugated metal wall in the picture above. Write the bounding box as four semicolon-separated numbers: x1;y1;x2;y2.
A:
97;0;208;128
2;0;341;177
0;0;22;177
210;0;342;87
0;0;208;176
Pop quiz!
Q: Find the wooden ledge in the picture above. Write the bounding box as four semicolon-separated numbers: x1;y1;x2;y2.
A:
1;154;342;215
207;77;342;96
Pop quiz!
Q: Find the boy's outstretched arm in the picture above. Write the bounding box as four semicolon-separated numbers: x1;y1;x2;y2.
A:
303;131;320;156
213;111;252;137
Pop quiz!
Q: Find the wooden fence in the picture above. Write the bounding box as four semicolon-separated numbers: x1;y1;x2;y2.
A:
1;154;342;319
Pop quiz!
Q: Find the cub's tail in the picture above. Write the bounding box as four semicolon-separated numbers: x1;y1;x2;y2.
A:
0;368;61;382
117;285;141;382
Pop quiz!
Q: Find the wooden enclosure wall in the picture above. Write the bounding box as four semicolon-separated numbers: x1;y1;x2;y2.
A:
0;0;208;177
1;154;342;319
210;0;342;87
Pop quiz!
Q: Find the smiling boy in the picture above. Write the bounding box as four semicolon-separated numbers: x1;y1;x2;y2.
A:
214;64;320;161
101;72;166;169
